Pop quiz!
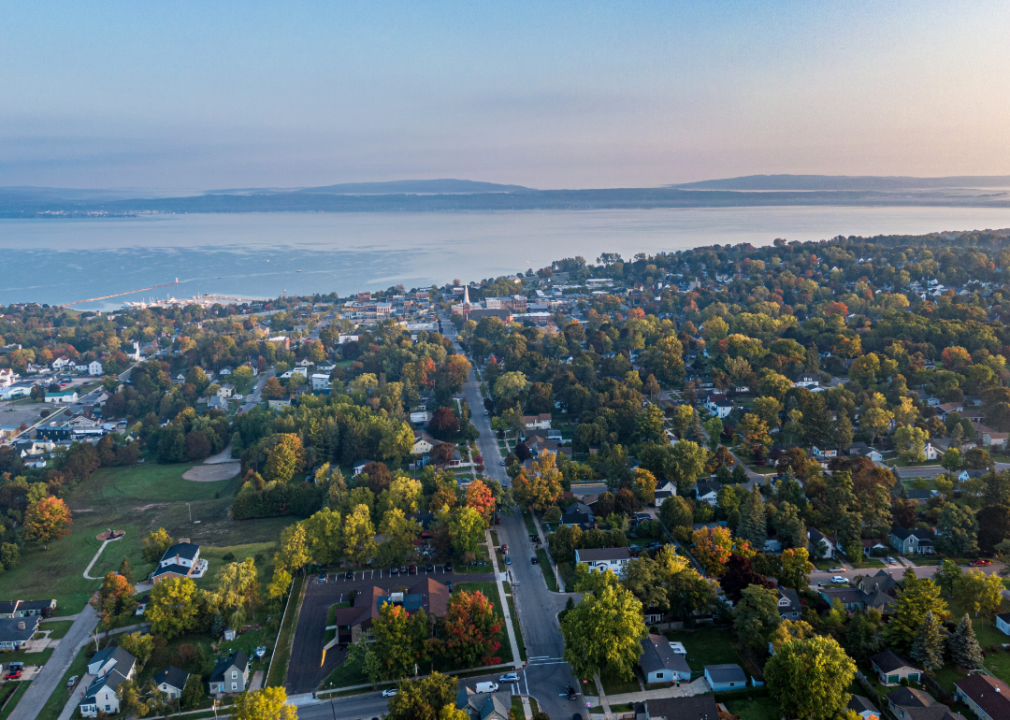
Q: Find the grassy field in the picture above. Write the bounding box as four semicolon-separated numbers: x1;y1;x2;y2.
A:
0;648;54;666
0;681;31;720
267;574;305;688
1;462;292;613
664;627;743;673
599;667;641;695
41;620;75;640
724;696;781;720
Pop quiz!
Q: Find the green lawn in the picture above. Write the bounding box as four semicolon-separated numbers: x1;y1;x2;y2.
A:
522;510;538;536
0;462;292;613
0;648;54;666
665;627;744;672
267;573;304;688
599;667;640;695
535;550;557;591
321;659;369;690
724;696;781;720
41;620;75;639
456;545;493;573
35;645;91;720
0;681;31;720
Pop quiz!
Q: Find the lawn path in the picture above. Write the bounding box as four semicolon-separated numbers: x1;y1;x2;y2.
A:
82;538;118;580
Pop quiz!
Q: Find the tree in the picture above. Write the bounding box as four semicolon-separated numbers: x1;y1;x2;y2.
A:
668;440;708;494
142;528;174;563
443;590;503;667
768;619;816;654
691;526;732;576
373;603;430;679
910;611;944;671
720;555;769;603
977;504;1010;554
91;572;136;629
263;433;304;484
23;495;72;548
736;487;767;547
276;523;310;574
733;584;781;651
949;614;984;669
774;502;806;549
957;568;1004;617
119;631;154;668
935;503;978;557
965;447;993;471
448;506;485;556
894;426;929;464
492;371;528;406
344;504;378;564
765;636;857;720
465;480;495;525
387;673;462;720
659;496;693;530
262;376;285;400
146;577;200;639
633;468;657;505
511;451;564;510
752;396;783;429
737;413;772;459
302;507;343;565
942;448;963;474
703;417;724;451
181;673;205;710
845;609;883;663
231;687;298;720
213;558;260;626
933;561;963;598
883;569;947;650
561;583;647;681
779;547;814;589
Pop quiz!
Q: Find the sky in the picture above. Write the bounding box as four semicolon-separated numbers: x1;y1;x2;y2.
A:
2;1;1010;191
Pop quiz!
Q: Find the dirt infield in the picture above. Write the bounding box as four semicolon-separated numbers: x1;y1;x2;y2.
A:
183;462;241;482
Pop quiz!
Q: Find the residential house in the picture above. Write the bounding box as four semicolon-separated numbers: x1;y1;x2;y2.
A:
960;470;987;482
849;442;884;462
891;526;935;555
871;651;922;685
904;489;934;506
695;481;720;505
777;587;801;620
955;675;1010;720
704;664;747;691
996;613;1010;635
311;374;331;391
639;634;692;683
703;395;734;419
217;384;235;398
410;410;432;424
808;528;836;559
151;542;207;584
848;696;881;720
937;402;964;419
654;481;677;503
644;697;720;720
353;459;372;476
0;616;39;651
328;579;451;647
924;443;940;461
209;650;250;694
267;398;290;410
80;647;137;717
575;547;631;577
522;413;552;431
88;361;103;376
154;666;190;700
0;599;56;618
886;688;965;720
207;396;229;412
412;430;439;456
982;430;1009;448
562;503;595;529
0;369;15;387
456;687;511;720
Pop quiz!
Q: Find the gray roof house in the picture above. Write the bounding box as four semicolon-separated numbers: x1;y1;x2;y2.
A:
80;647;137;718
209;650;250;694
704;664;747;692
457;687;511;720
562;502;595;529
886;687;966;720
849;695;881;720
777;587;801;620
871;650;922;685
639;634;692;683
154;666;191;699
0;616;40;651
575;547;632;577
891;526;935;556
644;696;720;720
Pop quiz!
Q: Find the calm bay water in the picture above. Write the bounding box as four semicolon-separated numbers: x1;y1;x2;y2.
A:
1;206;1009;309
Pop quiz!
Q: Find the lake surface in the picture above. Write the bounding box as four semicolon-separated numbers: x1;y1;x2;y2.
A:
2;206;1009;309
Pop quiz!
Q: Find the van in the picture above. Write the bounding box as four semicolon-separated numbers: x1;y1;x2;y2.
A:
475;682;499;694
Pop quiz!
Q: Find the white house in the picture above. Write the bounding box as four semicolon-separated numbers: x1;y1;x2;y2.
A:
523;413;552;431
410;410;432;424
217;384;235;398
151;542;206;584
154;666;190;699
45;391;79;404
694;481;720;505
80;647;137;718
52;356;71;370
575;547;631;576
704;396;734;418
0;369;16;387
808;528;836;559
639;634;692;683
924;443;940;461
996;612;1010;636
280;367;308;379
88;361;103;376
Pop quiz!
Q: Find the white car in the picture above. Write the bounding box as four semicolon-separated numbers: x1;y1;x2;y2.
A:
382;689;398;698
831;575;847;584
499;672;520;683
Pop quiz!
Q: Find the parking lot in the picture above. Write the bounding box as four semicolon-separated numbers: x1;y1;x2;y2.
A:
286;569;497;694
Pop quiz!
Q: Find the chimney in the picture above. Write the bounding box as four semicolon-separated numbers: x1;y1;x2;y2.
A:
18;621;25;630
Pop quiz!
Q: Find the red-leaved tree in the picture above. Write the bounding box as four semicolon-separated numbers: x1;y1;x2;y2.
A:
443;590;502;667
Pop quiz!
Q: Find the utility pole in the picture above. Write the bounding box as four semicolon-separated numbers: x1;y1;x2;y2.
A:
187;503;192;523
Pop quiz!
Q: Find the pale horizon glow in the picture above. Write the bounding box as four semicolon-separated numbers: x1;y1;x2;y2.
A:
2;1;1010;190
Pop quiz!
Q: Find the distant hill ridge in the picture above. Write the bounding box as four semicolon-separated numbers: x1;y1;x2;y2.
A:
209;179;533;196
669;174;1010;191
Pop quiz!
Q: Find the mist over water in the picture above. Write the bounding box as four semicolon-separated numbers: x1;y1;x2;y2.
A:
2;206;1009;309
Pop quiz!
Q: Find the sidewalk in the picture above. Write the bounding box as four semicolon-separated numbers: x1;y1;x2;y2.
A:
604;677;708;704
485;527;524;672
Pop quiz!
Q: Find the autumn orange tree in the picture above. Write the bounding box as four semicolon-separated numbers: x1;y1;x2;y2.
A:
23;495;73;549
512;450;564;511
443;590;502;667
465;480;495;525
691;526;732;576
92;572;137;632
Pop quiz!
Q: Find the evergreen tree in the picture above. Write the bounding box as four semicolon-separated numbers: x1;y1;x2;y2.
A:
690;410;706;444
805;343;820;374
731;463;749;484
910;610;944;671
715;464;733;484
949;614;984;669
737;486;767;547
118;557;134;585
211;612;225;639
835;413;854;450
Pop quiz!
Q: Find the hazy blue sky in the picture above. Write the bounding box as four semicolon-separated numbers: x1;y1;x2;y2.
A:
3;1;1010;190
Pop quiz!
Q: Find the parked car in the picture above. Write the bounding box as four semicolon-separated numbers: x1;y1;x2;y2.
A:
409;565;418;575
400;565;408;574
475;682;499;694
444;563;453;572
4;663;24;680
501;544;509;553
390;567;399;576
425;564;434;572
828;567;843;572
971;559;992;566
382;689;398;698
318;573;327;582
505;556;511;565
345;571;355;580
68;675;79;688
531;556;539;564
500;461;506;466
831;575;847;584
500;672;520;683
566;686;577;700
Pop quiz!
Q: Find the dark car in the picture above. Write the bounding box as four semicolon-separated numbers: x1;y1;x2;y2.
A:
345;571;354;580
531;556;539;564
400;565;408;574
409;565;418;575
501;544;509;553
574;714;583;720
567;686;577;700
425;564;434;572
444;563;453;572
318;573;327;582
390;567;399;576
